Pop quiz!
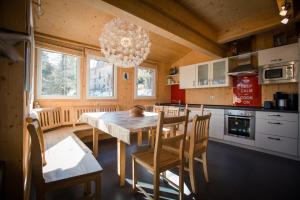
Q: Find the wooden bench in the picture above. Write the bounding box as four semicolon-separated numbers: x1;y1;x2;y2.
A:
27;105;118;199
32;105;119;141
27;118;103;200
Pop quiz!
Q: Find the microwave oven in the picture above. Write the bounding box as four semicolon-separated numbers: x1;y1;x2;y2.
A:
259;61;298;84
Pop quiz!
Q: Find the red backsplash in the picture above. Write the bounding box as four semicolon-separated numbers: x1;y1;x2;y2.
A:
233;75;261;106
171;84;185;104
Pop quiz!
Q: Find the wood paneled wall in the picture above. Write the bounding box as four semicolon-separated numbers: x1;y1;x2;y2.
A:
34;38;171;110
0;0;32;199
262;83;298;102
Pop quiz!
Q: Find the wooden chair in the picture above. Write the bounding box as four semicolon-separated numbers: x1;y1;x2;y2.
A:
132;110;189;200
27;118;102;200
148;106;180;146
163;113;211;194
186;113;211;193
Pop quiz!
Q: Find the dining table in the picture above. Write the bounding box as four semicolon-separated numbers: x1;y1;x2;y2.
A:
79;111;159;186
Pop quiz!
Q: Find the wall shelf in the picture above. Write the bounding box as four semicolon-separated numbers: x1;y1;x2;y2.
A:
166;74;180;86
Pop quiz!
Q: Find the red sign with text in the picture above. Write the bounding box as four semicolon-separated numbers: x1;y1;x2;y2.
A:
233;75;261;106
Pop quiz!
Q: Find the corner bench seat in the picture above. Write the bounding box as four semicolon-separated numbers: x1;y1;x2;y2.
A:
28;105;120;199
44;124;92;151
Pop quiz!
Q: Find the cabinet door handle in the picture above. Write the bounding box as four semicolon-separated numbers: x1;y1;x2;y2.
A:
268;122;282;125
270;58;282;62
268;114;281;117
267;137;281;141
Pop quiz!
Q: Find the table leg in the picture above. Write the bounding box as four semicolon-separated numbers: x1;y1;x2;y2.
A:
117;139;126;186
137;129;143;146
93;128;98;157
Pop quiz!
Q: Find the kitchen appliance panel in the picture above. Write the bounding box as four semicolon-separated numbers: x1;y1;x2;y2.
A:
224;109;255;140
259;61;298;84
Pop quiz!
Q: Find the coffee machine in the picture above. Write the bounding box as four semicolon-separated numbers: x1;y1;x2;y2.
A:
273;92;298;110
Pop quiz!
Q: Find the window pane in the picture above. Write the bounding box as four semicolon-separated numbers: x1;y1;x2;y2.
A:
88;59;114;97
137;67;155;97
40;50;78;97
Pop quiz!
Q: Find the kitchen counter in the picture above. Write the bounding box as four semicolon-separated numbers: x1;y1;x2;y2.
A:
159;103;299;113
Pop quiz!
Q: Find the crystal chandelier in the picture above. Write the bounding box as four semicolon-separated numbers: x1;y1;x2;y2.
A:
99;18;151;68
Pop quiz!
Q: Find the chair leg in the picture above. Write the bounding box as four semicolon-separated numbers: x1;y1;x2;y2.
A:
132;157;137;191
153;172;160;200
202;152;209;182
148;129;152;145
179;162;184;200
189;157;197;193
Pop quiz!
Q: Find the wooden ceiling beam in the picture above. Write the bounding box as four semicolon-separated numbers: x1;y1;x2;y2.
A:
141;0;217;42
90;0;224;58
217;11;300;44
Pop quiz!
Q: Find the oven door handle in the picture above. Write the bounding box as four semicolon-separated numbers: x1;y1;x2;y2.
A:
226;115;254;119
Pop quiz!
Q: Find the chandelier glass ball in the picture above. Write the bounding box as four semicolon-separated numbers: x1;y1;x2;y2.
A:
99;18;151;68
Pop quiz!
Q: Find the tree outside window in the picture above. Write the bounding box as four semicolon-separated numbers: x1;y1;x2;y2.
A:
38;49;80;99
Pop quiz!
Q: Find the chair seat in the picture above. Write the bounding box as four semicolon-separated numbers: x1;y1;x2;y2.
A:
162;138;206;158
132;149;180;172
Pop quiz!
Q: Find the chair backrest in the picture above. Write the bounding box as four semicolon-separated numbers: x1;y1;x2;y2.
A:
189;113;211;155
153;105;164;113
163;106;180;117
154;109;189;170
26;118;46;185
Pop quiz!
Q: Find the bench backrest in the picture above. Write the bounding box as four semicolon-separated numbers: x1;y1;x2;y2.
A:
33;105;119;131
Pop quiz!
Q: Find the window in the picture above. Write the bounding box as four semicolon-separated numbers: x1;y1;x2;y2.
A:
135;66;156;99
87;56;117;99
37;48;80;99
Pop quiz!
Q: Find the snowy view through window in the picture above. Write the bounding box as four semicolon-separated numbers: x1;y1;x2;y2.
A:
136;67;155;97
40;50;79;97
88;58;114;97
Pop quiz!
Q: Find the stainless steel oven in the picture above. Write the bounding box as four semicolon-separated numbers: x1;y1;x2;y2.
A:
224;109;255;140
259;61;298;84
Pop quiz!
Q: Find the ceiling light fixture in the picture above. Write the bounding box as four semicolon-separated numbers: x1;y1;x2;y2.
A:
279;1;290;17
281;16;289;24
99;18;151;68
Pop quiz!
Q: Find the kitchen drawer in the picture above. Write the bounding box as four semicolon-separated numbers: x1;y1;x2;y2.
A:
256;111;298;122
204;108;224;116
256;119;298;139
255;133;298;156
258;43;298;66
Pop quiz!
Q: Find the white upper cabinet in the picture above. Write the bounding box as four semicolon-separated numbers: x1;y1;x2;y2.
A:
258;43;298;66
179;58;229;89
211;58;229;87
196;62;210;87
179;64;196;89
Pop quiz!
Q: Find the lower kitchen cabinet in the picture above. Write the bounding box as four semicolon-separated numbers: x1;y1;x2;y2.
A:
255;111;299;156
255;133;298;156
204;108;224;140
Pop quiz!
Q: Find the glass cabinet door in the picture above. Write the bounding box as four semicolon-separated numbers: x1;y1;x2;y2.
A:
211;59;227;86
197;63;209;87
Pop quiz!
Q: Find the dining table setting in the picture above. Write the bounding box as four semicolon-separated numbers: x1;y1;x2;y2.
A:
78;107;197;186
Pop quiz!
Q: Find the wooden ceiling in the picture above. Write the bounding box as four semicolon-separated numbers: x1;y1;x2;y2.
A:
177;0;278;31
34;0;191;64
34;0;299;64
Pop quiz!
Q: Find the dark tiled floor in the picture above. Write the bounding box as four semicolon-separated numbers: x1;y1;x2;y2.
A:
41;138;300;200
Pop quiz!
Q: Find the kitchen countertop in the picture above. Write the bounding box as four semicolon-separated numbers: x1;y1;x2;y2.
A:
159;103;299;113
